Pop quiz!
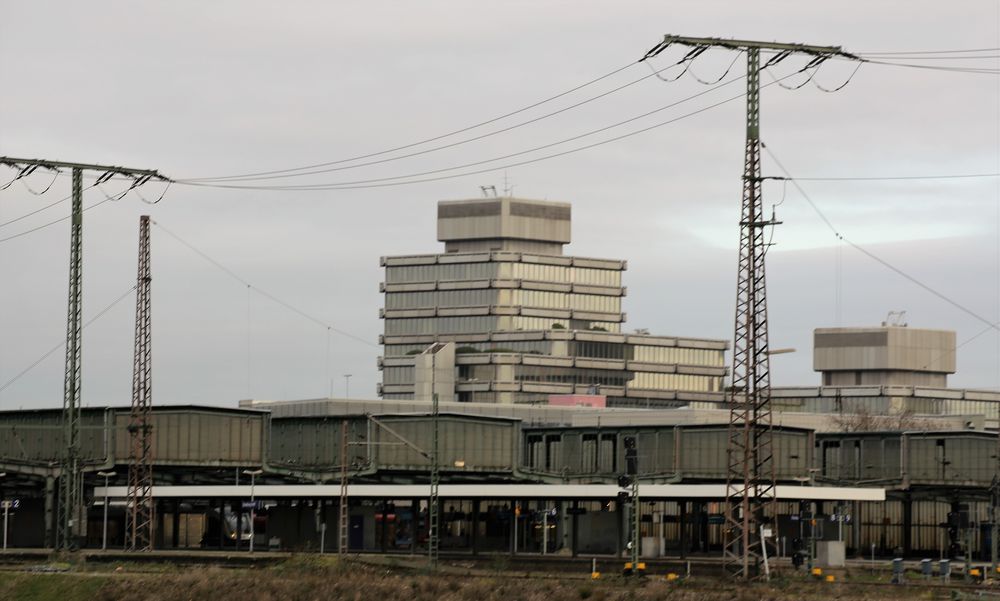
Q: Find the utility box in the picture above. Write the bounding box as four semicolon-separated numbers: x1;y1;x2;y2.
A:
815;540;846;568
920;558;932;579
641;536;661;558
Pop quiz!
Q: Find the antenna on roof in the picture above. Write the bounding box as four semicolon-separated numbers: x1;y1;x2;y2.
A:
882;310;908;327
479;185;497;198
503;171;514;198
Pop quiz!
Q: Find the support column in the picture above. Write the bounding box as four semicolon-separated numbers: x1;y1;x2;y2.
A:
217;500;225;549
471;500;479;556
380;501;388;553
852;500;861;557
571;501;579;558
510;499;518;556
171;504;180;549
679;501;688;559
43;476;55;548
154;500;165;549
235;500;242;551
699;502;709;553
902;495;913;556
616;498;624;558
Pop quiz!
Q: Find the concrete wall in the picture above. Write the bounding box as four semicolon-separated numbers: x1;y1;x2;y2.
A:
414;342;456;403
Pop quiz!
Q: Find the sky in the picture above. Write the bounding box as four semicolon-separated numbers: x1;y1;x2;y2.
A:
0;1;998;409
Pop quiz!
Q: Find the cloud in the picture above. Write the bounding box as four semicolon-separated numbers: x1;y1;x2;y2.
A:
1;0;997;408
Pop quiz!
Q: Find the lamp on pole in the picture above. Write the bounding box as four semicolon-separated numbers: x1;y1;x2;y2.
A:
97;471;116;551
242;469;263;552
0;472;7;551
343;374;352;398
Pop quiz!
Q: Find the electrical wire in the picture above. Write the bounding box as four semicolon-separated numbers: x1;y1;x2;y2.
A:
779;173;1000;182
686;51;744;85
858;55;1000;61
643;46;712;83
813;62;864;93
181;60;641;182
0;164;41;191
0;192;73;228
177;75;758;192
857;58;1000;75
858;47;1000;55
917;321;999;372
21;168;61;195
762;142;1000;333
180;61;696;184
151;220;378;348
0;184;103;243
0;284;137;394
768;67;820;90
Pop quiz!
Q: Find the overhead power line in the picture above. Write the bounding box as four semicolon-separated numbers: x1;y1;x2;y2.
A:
856;57;1000;75
776;173;1000;182
182;60;641;182
151;220;377;348
0;191;74;228
857;47;1000;55
182;61;691;184
177;75;771;192
0;184;108;243
762;142;1000;334
0;284;137;395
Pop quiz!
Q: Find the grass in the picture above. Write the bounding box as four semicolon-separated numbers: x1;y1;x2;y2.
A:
0;571;110;601
0;557;968;601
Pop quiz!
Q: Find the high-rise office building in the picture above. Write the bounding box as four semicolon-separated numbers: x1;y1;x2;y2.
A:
378;197;728;407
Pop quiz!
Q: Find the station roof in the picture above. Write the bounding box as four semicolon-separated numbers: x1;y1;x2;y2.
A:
97;483;885;502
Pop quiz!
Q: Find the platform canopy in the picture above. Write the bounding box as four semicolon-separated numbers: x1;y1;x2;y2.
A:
97;483;884;502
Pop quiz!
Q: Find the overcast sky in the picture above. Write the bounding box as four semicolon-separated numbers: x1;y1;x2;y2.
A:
1;1;998;410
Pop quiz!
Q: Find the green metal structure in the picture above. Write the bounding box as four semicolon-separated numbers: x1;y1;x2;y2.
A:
640;37;859;579
0;156;167;550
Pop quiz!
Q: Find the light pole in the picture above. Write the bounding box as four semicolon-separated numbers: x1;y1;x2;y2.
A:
97;471;116;551
343;374;352;398
0;472;7;551
243;469;263;552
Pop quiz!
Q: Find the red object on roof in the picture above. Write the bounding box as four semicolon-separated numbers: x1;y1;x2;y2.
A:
547;394;606;408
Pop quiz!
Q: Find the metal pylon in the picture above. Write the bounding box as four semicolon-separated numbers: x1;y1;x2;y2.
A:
722;47;777;580
428;392;440;567
126;215;154;551
338;419;349;556
641;34;858;580
57;168;84;551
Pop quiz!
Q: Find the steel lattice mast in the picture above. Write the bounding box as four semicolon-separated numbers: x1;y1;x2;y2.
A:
126;215;154;551
641;36;858;579
58;168;84;550
0;157;168;551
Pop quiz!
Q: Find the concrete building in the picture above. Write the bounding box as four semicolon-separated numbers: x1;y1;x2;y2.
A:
814;325;955;387
378;197;728;407
769;324;1000;426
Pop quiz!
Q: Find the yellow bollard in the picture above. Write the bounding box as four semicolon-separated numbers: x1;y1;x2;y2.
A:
825;575;836;583
665;573;679;581
811;567;823;577
591;572;601;580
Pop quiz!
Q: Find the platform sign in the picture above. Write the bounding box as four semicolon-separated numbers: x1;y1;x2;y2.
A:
0;500;18;510
761;527;773;538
